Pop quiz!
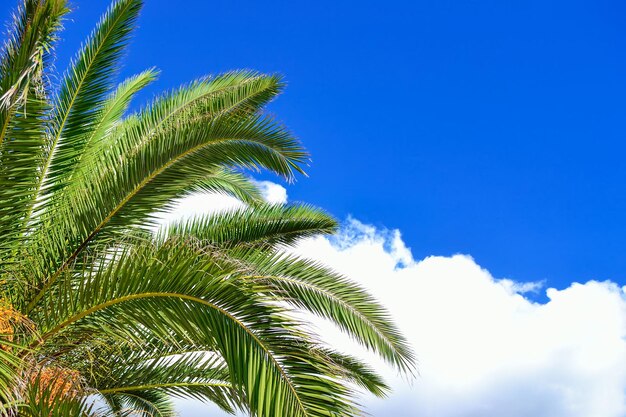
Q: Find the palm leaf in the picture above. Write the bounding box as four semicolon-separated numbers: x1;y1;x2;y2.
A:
34;0;143;208
64;68;158;184
164;203;337;248
0;0;68;125
0;0;69;261
27;110;305;311
164;210;414;373
24;73;305;313
30;242;376;416
226;248;416;374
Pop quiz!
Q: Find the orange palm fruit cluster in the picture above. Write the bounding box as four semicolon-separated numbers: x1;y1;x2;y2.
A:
0;301;21;352
32;366;83;401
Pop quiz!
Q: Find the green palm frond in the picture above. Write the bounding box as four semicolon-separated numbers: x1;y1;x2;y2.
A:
0;93;48;261
313;348;391;398
115;70;286;149
29;242;387;416
102;389;175;417
165;203;337;248
89;69;157;142
0;0;68;116
0;0;68;260
35;0;143;207
23;73;306;313
0;345;21;407
227;248;415;373
166;208;413;373
67;68;158;182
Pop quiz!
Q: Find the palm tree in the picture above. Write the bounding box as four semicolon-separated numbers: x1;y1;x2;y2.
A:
0;0;414;416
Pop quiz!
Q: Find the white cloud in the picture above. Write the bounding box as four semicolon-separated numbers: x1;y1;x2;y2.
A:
252;180;288;205
291;219;626;417
172;185;626;417
498;278;545;295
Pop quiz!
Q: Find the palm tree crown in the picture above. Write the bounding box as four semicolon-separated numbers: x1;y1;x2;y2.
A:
0;0;415;416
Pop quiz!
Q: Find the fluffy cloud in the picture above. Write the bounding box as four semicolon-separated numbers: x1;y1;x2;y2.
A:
171;189;626;417
291;219;626;417
251;180;288;205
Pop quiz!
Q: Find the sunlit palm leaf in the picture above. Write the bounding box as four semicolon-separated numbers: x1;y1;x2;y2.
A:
36;0;143;207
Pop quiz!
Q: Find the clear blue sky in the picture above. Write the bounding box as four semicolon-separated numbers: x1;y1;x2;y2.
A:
4;0;626;294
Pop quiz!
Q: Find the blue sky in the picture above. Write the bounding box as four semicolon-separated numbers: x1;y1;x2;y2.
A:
1;0;626;287
4;1;626;415
18;0;626;293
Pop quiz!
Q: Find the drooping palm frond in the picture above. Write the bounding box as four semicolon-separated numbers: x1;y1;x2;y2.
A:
164;205;414;373
228;249;416;373
26;238;398;416
102;389;176;417
314;348;391;398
